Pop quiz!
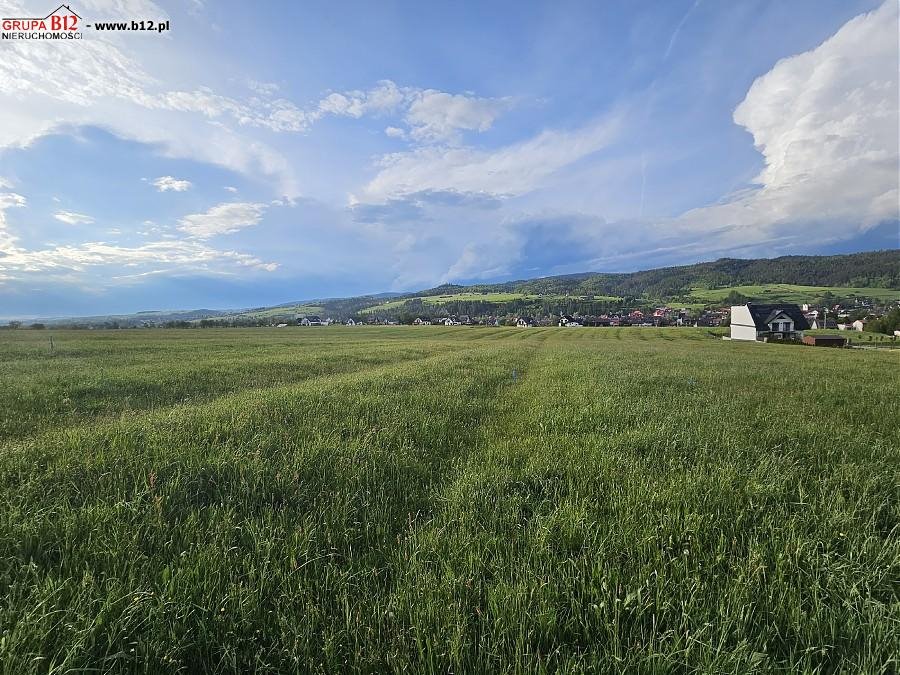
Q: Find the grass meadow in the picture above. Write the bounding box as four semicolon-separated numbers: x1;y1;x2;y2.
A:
0;327;897;673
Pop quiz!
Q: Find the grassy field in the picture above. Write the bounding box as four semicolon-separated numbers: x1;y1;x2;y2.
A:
689;284;900;304
0;327;897;673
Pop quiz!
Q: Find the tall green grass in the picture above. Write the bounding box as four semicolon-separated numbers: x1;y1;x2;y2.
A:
0;327;897;673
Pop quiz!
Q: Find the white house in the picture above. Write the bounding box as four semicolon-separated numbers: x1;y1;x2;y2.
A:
299;315;325;326
345;318;356;326
516;317;535;328
852;319;866;331
730;303;809;341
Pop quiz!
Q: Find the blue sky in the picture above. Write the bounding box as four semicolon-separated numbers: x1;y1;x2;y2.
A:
0;0;897;318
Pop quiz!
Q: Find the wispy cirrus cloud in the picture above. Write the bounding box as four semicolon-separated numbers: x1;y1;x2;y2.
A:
0;239;278;284
359;112;623;202
53;210;95;225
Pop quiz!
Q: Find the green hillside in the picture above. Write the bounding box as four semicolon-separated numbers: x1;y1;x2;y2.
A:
688;283;900;304
23;250;898;326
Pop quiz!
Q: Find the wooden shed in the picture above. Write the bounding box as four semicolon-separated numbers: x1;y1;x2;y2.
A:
802;335;847;348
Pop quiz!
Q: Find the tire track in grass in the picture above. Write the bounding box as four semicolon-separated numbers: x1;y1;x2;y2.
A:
383;337;900;673
0;342;476;445
380;337;553;672
0;342;537;673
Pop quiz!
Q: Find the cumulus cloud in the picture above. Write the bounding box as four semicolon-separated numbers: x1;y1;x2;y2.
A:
405;90;512;143
353;1;898;288
54;210;95;225
318;80;407;119
178;202;268;238
152;176;192;192
672;0;899;249
0;189;277;287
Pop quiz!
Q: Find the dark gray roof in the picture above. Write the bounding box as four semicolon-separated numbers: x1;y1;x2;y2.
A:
745;304;810;331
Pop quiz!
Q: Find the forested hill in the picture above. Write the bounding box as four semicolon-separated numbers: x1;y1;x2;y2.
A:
18;249;898;326
422;250;899;299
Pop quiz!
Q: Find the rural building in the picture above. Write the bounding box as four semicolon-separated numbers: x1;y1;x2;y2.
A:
345;319;356;326
802;335;847;347
730;303;809;341
852;319;866;331
809;318;837;329
299;316;325;326
516;317;535;328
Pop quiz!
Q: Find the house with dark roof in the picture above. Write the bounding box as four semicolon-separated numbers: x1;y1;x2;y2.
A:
299;315;325;326
730;303;810;342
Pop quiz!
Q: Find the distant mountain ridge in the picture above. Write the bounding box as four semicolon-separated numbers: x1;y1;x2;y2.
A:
17;249;899;326
417;250;900;299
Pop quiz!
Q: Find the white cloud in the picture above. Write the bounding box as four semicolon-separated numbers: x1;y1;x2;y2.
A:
153;176;192;192
360;113;622;201
247;80;280;95
178;202;268;238
404;90;512;143
0;191;26;250
0;239;278;285
0;188;277;286
54;210;95;225
672;0;899;249
314;80;511;143
0;3;299;195
224;186;238;193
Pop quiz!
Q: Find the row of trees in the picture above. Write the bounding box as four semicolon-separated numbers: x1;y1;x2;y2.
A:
0;321;45;330
866;307;900;335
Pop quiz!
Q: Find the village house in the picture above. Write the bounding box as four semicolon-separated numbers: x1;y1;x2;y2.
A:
852;319;867;331
516;317;535;328
809;317;837;330
299;315;325;326
730;303;810;341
